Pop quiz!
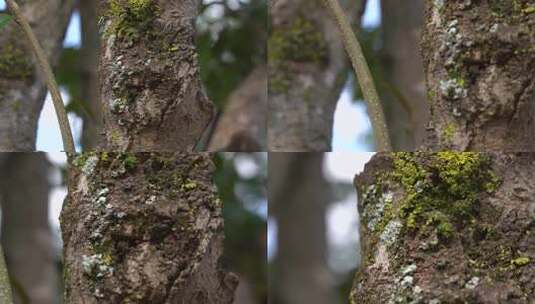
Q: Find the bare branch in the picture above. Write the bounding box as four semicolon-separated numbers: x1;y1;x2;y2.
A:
5;0;75;153
322;0;392;151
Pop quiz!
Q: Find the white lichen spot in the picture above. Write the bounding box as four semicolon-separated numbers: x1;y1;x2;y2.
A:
380;220;402;247
82;155;99;175
116;212;127;219
400;275;413;288
82;254;114;278
145;195;157;205
413;285;422;294
401;264;417;276
465;276;480;289
440;79;467;100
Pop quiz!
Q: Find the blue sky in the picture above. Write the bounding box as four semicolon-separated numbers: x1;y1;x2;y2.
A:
1;0;381;152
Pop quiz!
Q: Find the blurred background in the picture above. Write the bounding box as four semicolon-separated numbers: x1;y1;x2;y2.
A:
268;153;373;304
0;152;267;304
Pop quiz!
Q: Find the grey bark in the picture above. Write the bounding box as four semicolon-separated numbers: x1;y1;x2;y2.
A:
80;0;103;150
351;153;534;303
0;153;57;304
98;0;214;151
209;66;267;152
380;0;427;150
61;153;237;303
267;0;362;151
422;1;535;151
269;153;335;304
0;0;75;151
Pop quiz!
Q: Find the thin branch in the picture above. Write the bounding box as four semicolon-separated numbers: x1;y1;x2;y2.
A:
6;0;75;153
322;0;392;151
0;245;13;304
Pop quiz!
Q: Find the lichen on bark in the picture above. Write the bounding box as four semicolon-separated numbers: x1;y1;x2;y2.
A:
352;153;534;303
99;0;214;151
422;0;535;150
61;152;237;303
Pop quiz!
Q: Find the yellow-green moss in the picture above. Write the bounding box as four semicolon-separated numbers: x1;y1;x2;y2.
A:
0;43;33;80
107;0;158;40
511;256;531;267
268;17;327;94
391;152;500;240
443;122;456;143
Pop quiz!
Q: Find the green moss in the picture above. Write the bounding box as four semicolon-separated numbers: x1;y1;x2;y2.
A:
182;180;197;191
443;122;456;143
511;257;531;267
0;42;33;80
391;152;500;240
268;17;327;94
121;154;138;170
73;153;92;169
107;0;158;40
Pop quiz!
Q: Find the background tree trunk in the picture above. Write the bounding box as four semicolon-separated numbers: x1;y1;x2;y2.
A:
0;153;57;304
209;65;267;152
351;153;534;303
98;0;214;151
267;0;362;151
422;1;535;150
80;0;103;150
380;0;427;150
61;153;237;303
269;153;335;304
0;1;75;151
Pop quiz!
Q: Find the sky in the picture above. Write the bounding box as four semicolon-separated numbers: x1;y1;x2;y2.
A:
0;0;382;152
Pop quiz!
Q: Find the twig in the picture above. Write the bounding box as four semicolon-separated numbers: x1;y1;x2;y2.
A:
0;245;13;304
322;0;392;151
6;0;75;153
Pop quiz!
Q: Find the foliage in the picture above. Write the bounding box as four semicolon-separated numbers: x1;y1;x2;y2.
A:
197;0;267;108
0;13;11;29
213;153;267;303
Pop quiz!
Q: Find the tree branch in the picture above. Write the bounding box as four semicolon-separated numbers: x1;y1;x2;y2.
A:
0;245;13;304
322;0;392;151
5;0;75;153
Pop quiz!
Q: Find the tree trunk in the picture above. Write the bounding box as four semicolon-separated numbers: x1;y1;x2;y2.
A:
209;66;267;152
98;0;214;151
60;152;237;303
422;1;535;150
351;153;534;303
80;0;103;150
380;0;427;150
269;153;335;304
267;0;362;151
0;0;75;151
0;153;57;304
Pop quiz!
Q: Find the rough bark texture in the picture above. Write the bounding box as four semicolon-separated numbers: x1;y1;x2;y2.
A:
422;1;535;151
381;0;427;150
98;0;214;151
61;153;237;303
80;0;103;150
0;0;74;151
0;153;57;304
209;66;267;152
269;153;335;304
351;153;534;303
267;0;361;151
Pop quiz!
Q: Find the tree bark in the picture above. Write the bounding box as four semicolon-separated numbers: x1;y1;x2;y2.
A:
422;1;535;151
0;0;75;151
80;0;103;150
269;153;335;304
61;152;237;303
209;66;267;152
98;0;214;151
0;153;57;304
380;0;427;150
351;153;534;303
267;0;362;151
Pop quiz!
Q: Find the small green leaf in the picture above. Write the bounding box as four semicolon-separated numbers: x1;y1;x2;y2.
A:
0;14;12;30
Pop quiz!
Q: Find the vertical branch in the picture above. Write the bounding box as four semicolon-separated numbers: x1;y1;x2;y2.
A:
322;0;392;151
5;0;75;153
0;245;13;304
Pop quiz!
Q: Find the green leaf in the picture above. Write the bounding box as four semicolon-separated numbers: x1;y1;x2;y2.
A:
0;14;12;30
